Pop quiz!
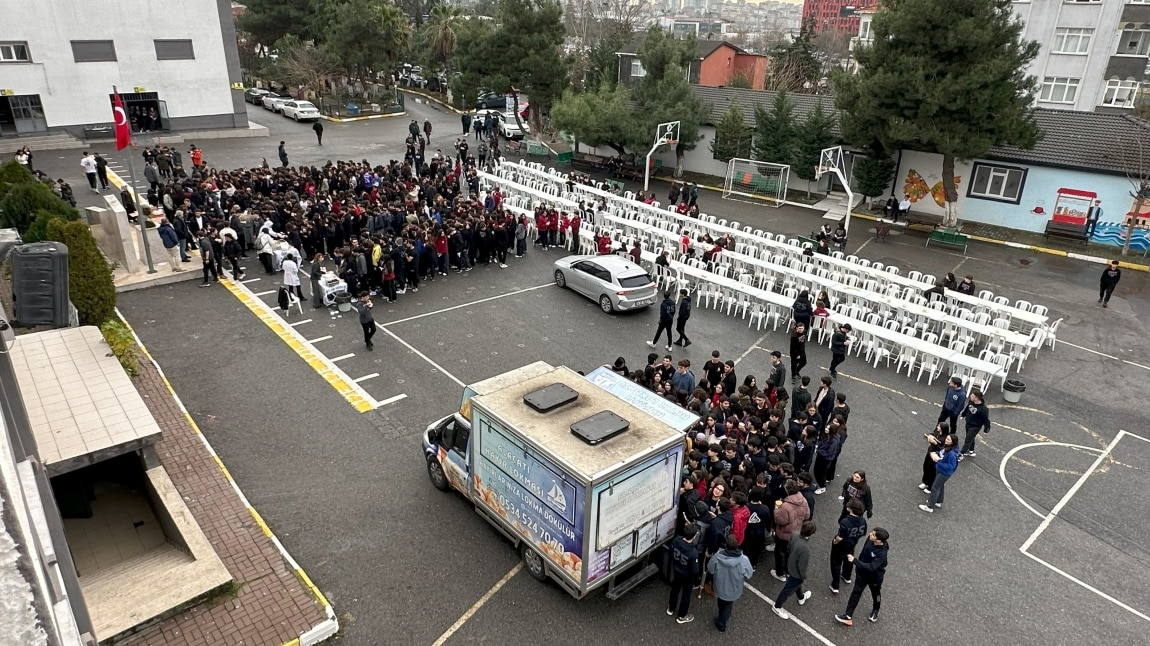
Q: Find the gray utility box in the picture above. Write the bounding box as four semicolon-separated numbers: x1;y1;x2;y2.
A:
11;242;70;327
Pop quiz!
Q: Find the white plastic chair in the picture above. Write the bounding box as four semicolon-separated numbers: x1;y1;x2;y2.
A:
918;353;943;385
978;289;995;301
1030;304;1049;317
907;270;923;282
1015;299;1033;312
896;346;919;376
1044;317;1063;349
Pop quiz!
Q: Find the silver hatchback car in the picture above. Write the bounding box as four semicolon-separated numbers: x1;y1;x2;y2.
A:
553;254;657;313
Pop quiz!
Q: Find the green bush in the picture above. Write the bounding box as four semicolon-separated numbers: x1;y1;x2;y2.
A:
0;181;77;235
99;319;138;377
46;219;116;326
0;160;36;202
23;209;80;244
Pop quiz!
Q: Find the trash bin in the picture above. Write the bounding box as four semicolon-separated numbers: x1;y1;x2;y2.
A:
345;103;360;117
1003;379;1025;403
335;293;352;312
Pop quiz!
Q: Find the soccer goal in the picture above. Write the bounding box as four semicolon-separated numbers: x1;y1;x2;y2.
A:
723;158;790;207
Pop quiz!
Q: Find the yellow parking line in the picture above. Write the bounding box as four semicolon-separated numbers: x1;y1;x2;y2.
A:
218;278;376;413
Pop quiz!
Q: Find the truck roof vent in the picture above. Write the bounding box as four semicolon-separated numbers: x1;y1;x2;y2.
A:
523;382;580;413
571;411;630;445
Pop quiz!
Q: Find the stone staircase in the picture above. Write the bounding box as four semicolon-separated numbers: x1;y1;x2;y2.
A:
0;132;85;154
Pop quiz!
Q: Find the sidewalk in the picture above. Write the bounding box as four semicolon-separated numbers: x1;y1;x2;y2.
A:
113;326;334;646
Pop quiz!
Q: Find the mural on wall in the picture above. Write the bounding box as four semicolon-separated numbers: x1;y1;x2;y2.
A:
1045;186;1150;251
904;169;962;208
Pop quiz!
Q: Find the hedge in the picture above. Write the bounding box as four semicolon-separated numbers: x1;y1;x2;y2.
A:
46;219;116;326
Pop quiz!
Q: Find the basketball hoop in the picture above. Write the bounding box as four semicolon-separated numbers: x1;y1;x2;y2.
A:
815;165;830;179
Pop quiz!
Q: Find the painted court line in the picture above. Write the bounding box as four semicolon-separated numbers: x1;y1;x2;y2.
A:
216;279;378;413
1018;430;1150;624
744;583;838;646
306;335;333;344
377;393;408;406
1060;341;1150;373
376;325;466;387
289;319;313;327
382;283;553;327
330;353;355;362
353;373;380;383
432;563;522;646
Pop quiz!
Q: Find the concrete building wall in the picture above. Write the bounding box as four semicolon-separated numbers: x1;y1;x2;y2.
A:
0;0;246;133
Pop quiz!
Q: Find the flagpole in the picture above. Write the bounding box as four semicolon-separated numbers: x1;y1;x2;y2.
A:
116;86;156;273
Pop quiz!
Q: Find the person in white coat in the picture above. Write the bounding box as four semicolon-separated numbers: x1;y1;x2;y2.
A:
282;252;302;302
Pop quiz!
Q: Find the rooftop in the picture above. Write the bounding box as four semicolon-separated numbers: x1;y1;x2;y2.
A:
11;327;162;477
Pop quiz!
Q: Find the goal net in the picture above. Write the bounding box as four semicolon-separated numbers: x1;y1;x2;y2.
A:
723;158;789;207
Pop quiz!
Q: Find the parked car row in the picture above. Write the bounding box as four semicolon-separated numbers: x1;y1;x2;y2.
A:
242;87;320;122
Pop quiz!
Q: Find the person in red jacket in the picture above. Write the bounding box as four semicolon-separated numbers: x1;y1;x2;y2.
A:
731;491;750;545
597;232;612;255
559;212;571;248
434;229;449;276
547;208;560;248
536;211;549;249
570;213;581;252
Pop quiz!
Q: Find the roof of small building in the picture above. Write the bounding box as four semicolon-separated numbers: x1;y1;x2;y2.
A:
618;37;748;60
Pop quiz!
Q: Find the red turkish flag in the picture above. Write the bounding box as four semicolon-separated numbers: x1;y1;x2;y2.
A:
112;92;131;151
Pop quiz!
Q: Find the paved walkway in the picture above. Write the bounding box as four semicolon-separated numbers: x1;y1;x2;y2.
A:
114;345;329;645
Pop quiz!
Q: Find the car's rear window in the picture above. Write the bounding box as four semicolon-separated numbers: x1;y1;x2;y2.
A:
619;274;653;288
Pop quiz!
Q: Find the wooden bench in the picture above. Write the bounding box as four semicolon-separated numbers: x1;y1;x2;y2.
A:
925;228;969;253
904;211;945;229
1044;220;1090;244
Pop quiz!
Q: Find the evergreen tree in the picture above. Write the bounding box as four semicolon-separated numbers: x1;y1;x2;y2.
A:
834;0;1039;226
710;102;751;163
752;90;797;166
853;155;898;208
791;101;837;196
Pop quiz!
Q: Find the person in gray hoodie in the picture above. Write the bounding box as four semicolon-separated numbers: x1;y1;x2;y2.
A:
706;534;754;632
772;521;816;619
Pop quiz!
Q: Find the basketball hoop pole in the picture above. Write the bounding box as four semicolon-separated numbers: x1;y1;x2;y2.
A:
645;121;680;192
816;146;854;236
644;140;661;192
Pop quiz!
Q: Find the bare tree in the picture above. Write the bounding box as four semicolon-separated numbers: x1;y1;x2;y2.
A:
275;36;339;100
1121;131;1150;255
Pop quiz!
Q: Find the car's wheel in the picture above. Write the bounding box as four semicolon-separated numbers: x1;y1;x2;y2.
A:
479;100;487;109
427;458;449;491
554;270;566;288
599;295;614;313
521;543;548;581
293;113;300;121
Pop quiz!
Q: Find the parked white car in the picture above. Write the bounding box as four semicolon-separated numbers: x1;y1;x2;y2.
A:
498;112;530;140
282;100;320;121
261;93;291;113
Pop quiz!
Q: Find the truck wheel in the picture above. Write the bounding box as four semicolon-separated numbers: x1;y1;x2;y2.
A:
554;270;566;288
521;543;548;581
427;459;449;491
599;295;614;313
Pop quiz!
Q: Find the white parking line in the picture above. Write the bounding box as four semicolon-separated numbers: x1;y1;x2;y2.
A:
744;583;838;646
353;373;380;383
330;353;355;362
376;325;465;387
377;393;408;406
382;283;553;327
241;277;262;284
307;335;332;343
431;563;522;646
289;319;313;326
253;290;276;297
1061;341;1150;372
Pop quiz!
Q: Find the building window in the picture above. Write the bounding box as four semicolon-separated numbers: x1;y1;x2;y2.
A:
1039;76;1080;103
631;60;646;78
1052;28;1093;54
0;42;30;62
154;39;195;61
70;40;117;63
1102;78;1140;107
1064;0;1101;3
968;163;1027;203
1117;30;1150;56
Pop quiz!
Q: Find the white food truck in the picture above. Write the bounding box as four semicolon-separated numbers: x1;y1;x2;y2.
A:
422;362;697;599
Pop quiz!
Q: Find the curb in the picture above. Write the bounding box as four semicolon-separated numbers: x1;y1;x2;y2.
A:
115;309;340;646
321;111;407;123
397;88;466;115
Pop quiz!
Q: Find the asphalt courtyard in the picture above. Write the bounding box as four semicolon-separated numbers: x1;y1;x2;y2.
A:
44;101;1150;644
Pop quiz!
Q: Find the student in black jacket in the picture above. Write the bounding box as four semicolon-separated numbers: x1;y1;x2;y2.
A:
829;323;852;378
667;524;701;623
674;289;693;347
792;291;813;328
835;528;890;626
1099;259;1121;308
648;293;676;351
960;389;991;458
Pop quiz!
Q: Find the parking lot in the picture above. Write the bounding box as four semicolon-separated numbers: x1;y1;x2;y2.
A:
115;204;1150;646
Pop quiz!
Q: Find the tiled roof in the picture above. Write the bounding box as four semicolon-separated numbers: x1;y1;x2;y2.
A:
619;37;745;59
689;85;840;134
987;109;1150;176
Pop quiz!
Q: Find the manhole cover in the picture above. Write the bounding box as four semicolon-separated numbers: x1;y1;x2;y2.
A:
1019;258;1031;266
